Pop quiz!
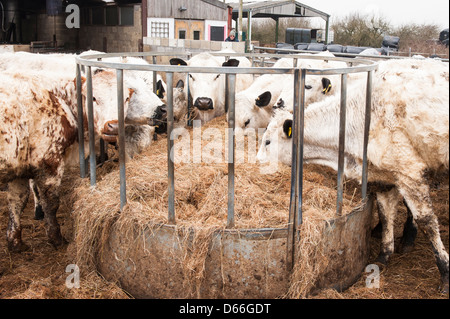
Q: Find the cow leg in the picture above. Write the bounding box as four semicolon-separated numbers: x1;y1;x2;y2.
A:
6;179;30;252
33;177;65;248
398;201;418;254
398;181;449;294
375;188;400;264
29;179;44;220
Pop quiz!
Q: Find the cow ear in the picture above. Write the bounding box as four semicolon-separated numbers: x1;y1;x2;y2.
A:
176;79;184;89
156;80;165;98
255;91;272;107
73;76;86;89
321;77;332;94
127;88;135;101
170;58;187;66
283;119;293;138
93;68;105;75
222;59;240;67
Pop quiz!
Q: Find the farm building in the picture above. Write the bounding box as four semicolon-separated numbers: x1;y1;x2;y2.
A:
1;0;329;53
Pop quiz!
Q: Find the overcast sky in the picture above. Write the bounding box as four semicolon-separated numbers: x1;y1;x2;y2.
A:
225;0;449;29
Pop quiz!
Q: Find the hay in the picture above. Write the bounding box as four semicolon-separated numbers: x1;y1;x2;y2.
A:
71;115;363;298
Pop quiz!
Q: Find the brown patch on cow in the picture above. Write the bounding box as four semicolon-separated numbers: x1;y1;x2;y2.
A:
48;91;61;112
395;100;407;118
31;90;39;102
411;65;419;69
441;72;449;82
42;153;62;176
60;115;78;149
127;88;135;102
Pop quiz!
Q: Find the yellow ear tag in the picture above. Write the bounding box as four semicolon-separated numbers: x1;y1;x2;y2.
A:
156;89;160;95
288;127;292;137
178;64;181;66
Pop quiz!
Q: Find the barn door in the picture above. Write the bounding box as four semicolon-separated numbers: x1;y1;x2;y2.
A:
175;19;204;40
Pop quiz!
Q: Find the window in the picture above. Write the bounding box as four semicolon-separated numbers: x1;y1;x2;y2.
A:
81;7;91;25
151;22;170;38
193;30;200;40
179;30;186;39
106;6;119;25
120;6;134;26
210;26;224;41
92;7;104;25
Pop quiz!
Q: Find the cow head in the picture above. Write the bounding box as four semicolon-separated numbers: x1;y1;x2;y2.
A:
170;53;239;122
80;69;167;143
234;90;276;134
79;70;134;142
256;109;293;166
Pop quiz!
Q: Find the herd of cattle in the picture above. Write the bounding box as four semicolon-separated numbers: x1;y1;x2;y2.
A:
0;49;448;293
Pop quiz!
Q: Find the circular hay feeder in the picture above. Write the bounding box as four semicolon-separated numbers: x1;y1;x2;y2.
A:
95;203;372;299
72;118;373;298
73;52;378;298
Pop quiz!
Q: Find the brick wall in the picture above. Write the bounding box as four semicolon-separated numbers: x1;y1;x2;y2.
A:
78;5;142;53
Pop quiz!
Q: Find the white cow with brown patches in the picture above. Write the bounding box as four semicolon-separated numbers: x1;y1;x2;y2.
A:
0;52;164;251
257;58;449;293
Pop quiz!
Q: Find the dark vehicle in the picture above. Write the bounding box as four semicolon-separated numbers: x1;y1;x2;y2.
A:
439;28;449;47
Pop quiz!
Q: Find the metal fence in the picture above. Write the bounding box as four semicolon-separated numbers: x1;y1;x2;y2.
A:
75;51;378;270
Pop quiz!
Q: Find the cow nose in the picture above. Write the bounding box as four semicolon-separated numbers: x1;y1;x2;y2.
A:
101;120;119;143
194;97;214;111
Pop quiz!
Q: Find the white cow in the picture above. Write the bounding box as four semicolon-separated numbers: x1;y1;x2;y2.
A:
0;52;165;250
234;52;349;133
234;58;293;133
257;58;449;292
169;52;253;124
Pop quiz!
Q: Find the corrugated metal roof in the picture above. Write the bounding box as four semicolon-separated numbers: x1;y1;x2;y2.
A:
228;0;330;20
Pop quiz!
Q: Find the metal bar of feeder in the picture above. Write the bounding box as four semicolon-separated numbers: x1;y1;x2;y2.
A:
117;69;127;210
86;66;96;186
227;74;237;229
76;64;86;179
297;69;306;227
336;73;348;216
152;56;157;94
287;68;301;271
166;72;175;224
362;70;373;201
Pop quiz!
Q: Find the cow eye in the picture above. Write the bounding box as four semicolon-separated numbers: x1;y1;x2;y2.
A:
215;74;220;80
244;119;250;127
265;140;271;146
92;97;97;103
189;74;195;81
305;85;312;90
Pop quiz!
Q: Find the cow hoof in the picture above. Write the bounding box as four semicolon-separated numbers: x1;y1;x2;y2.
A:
398;242;415;254
48;234;67;249
7;241;29;253
34;205;45;220
440;275;449;294
375;253;389;265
